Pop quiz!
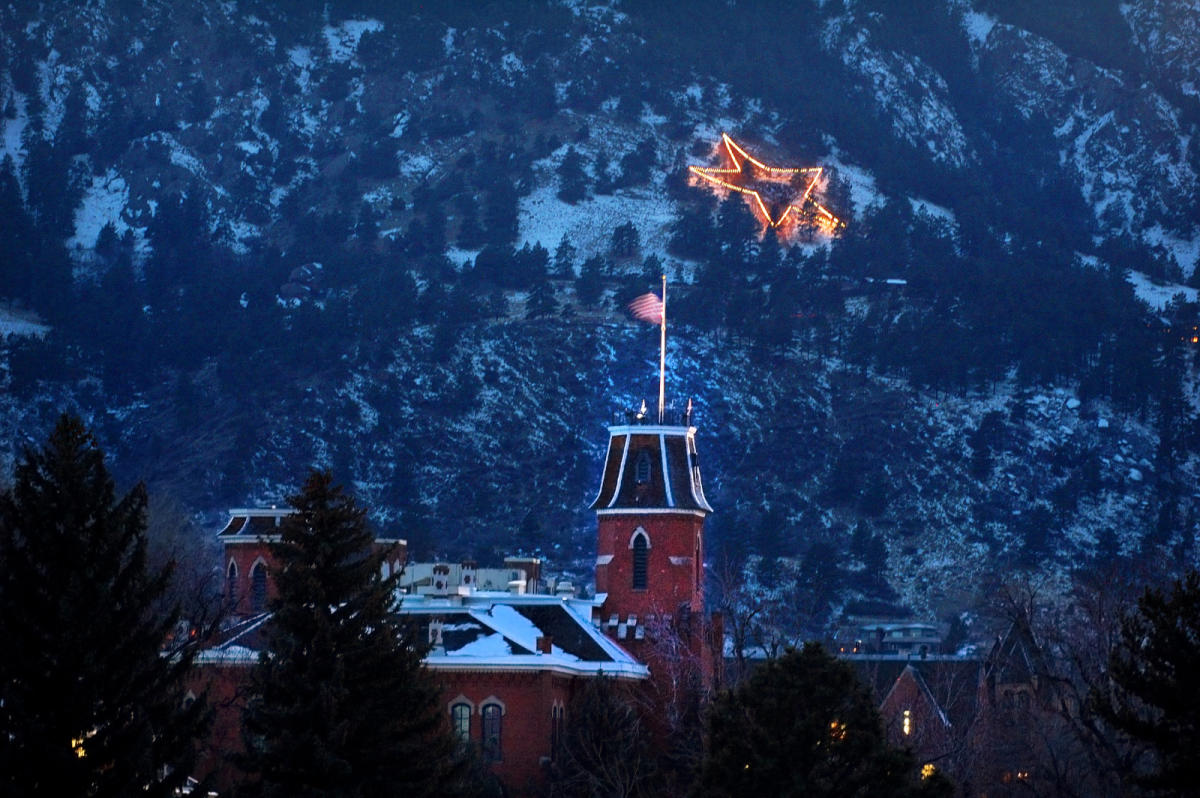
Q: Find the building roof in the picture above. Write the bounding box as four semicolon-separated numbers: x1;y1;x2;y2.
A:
590;424;712;513
196;593;648;679
218;508;294;539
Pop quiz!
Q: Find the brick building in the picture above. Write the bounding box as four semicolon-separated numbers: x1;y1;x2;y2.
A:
190;403;720;795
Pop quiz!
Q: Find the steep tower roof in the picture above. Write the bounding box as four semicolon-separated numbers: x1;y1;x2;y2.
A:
590;419;712;514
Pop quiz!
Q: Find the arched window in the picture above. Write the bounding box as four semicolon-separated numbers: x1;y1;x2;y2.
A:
631;531;649;591
482;704;503;762
226;561;238;606
251;562;268;612
550;703;565;760
451;703;471;743
635;449;652;484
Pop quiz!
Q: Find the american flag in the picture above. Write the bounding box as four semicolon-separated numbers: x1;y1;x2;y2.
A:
628;292;664;324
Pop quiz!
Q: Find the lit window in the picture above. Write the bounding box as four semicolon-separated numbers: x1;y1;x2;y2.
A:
829;720;846;741
482;704;503;762
921;763;937;780
903;709;912;736
632;533;648;590
451;703;471;743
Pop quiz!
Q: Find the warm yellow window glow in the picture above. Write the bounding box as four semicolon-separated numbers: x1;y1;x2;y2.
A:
71;737;86;758
903;709;912;735
829;720;847;740
921;763;937;779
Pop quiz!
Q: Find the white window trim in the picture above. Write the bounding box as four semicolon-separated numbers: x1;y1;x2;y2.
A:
628;527;651;549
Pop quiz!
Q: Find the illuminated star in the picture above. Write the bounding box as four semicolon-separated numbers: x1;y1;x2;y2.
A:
688;133;843;233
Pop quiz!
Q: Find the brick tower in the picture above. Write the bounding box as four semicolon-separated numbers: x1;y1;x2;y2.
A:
590;403;715;678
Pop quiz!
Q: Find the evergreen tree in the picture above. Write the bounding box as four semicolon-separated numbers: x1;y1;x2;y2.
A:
526;278;559;319
576;255;606;307
557;147;588;204
240;470;472;798
609;220;640;260
1093;570;1200;795
0;415;207;798
693;644;950;798
553;234;577;277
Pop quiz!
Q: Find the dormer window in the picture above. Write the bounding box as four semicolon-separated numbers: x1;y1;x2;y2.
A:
635;450;652;484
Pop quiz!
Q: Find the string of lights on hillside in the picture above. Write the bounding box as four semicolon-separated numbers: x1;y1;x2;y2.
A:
689;133;844;234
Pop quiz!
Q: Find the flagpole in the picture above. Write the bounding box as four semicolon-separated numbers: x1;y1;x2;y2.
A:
658;274;666;424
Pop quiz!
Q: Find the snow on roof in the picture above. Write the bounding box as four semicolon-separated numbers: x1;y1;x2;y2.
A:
198;593;647;678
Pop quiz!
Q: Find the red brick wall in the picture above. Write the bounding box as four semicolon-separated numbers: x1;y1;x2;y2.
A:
595;512;705;616
438;669;574;796
187;662;254;794
879;670;950;765
191;662;578;797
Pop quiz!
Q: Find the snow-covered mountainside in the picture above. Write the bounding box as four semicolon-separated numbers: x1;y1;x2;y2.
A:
1;0;1198;630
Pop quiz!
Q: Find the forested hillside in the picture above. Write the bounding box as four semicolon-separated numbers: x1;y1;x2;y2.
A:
2;0;1198;629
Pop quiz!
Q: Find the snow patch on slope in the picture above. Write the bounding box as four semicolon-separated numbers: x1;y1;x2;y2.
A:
324;19;383;63
69;169;130;250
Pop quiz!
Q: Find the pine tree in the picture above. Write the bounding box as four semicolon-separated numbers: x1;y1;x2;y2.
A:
557;147;588;204
1093;570;1200;795
0;415;207;798
576;255;606;307
241;470;473;798
526;279;559;319
693;644;950;798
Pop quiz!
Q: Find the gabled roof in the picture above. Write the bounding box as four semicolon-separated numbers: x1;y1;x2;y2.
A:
881;664;952;727
985;617;1049;686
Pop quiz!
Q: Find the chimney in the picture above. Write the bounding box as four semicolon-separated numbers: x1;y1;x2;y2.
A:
429;617;444;649
536;636;553;655
432;563;451;595
460;559;477;590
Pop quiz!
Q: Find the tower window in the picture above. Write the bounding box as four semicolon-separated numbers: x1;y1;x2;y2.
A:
482;704;503;762
632;532;648;591
251;562;268;612
635;449;652;484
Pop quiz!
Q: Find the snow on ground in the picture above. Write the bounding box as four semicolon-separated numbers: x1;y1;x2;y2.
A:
824;152;881;218
962;10;997;47
288;46;313;91
0;305;48;338
36;49;68;140
324;19;383;62
398;152;435;179
68;168;130;250
518;181;677;267
1127;270;1198;309
1144;224;1200;278
909;197;956;226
